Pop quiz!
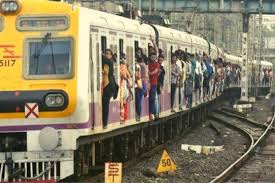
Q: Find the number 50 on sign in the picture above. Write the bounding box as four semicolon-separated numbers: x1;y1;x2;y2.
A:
157;150;176;173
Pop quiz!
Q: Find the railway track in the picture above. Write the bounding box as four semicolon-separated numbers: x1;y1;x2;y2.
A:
209;108;275;182
65;129;193;183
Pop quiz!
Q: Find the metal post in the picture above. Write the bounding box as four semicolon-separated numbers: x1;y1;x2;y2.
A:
154;0;157;12
250;15;256;96
241;13;250;101
92;142;96;166
129;0;132;19
149;0;152;15
220;0;224;9
258;0;263;89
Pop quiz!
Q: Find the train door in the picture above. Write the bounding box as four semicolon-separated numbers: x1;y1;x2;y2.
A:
168;43;179;110
159;40;170;113
89;27;103;128
89;32;94;128
108;31;121;124
123;34;135;122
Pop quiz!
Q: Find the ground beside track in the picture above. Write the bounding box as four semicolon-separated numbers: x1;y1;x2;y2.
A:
122;120;248;183
247;93;275;124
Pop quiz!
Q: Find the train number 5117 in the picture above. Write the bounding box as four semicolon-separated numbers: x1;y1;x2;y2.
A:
0;60;16;67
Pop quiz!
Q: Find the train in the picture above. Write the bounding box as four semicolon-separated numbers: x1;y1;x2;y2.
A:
0;0;272;182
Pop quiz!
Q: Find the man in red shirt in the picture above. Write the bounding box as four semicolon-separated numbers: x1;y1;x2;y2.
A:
148;52;160;120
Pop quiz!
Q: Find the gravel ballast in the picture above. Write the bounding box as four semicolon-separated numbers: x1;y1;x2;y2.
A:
123;120;248;183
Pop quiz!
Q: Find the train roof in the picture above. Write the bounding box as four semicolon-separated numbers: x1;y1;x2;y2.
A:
79;5;155;36
261;61;273;67
153;24;192;43
224;53;241;64
252;60;273;67
189;34;208;48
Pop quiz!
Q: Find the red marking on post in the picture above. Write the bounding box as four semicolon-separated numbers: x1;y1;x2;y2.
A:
25;103;39;118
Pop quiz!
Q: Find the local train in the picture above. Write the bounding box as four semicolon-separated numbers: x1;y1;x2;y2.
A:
0;0;272;181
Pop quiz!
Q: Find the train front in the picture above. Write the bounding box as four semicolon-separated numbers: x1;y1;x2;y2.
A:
0;0;83;181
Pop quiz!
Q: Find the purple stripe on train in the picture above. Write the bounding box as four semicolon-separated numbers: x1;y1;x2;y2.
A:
0;91;171;132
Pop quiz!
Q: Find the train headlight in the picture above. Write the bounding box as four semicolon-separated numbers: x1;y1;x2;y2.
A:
45;94;65;107
0;0;20;14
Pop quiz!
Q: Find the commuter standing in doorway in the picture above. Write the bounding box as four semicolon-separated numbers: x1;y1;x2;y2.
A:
102;49;118;129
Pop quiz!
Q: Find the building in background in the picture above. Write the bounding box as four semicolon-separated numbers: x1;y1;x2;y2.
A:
61;0;275;62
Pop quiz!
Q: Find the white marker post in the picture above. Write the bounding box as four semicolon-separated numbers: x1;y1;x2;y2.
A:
241;14;250;102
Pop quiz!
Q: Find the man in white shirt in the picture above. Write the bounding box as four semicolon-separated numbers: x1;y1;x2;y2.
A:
194;55;203;104
175;50;183;109
171;54;181;112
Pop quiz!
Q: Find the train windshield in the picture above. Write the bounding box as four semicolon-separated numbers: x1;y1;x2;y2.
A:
26;36;73;79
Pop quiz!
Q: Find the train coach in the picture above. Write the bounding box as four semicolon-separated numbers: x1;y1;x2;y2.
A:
0;0;270;182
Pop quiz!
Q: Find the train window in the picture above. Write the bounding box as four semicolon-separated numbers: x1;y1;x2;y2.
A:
170;46;173;54
119;39;124;55
17;16;69;31
134;41;139;53
101;36;107;54
0;17;3;31
25;37;73;79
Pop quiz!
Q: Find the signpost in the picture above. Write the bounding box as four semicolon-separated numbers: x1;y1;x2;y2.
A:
156;149;176;173
105;162;122;183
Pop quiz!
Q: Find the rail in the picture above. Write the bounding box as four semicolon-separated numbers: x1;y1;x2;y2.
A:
209;109;275;183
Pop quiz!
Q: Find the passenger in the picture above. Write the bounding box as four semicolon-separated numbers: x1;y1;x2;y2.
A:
231;65;236;86
149;35;159;56
185;54;193;108
264;69;269;86
261;68;265;86
136;48;143;59
269;69;273;86
225;63;231;87
136;47;149;66
175;50;183;109
135;58;142;121
171;54;181;112
208;58;214;98
120;53;132;123
156;54;165;118
203;55;211;101
148;52;160;120
217;60;225;94
236;65;241;86
135;56;148;121
194;54;202;105
179;51;187;109
221;61;226;92
102;49;118;129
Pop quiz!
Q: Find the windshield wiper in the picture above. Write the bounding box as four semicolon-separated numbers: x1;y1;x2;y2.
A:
33;32;54;74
